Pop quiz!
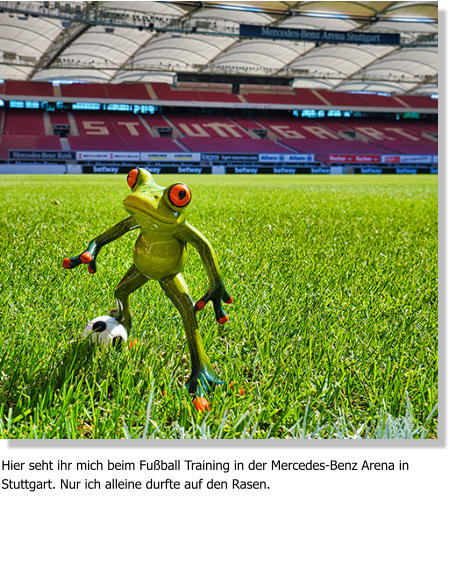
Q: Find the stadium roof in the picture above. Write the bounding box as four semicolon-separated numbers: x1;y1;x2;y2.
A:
0;1;438;95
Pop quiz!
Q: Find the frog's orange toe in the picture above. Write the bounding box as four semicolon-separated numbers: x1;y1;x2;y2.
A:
62;258;71;269
195;300;205;311
80;252;92;263
193;397;210;412
218;315;228;325
128;338;138;350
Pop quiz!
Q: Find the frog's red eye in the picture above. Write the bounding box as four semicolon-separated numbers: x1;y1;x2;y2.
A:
169;183;191;207
127;168;139;188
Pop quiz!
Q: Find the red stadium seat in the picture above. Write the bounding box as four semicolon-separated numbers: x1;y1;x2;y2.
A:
397;95;438;110
106;84;152;100
0;135;61;159
60;83;109;99
152;82;241;103
3;110;46;135
5;80;55;97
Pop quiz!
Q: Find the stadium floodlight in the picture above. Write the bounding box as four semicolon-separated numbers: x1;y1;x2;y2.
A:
303;12;351;20
216;3;263;12
388;17;437;24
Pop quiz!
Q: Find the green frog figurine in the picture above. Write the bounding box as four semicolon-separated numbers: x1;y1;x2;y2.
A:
62;168;232;411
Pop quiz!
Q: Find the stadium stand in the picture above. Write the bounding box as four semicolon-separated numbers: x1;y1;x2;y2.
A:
0;80;438;112
2;110;46;136
0;103;438;160
60;83;110;99
72;112;117;136
66;135;185;152
243;86;326;107
4;80;55;97
105;84;152;101
152;82;241;103
170;113;252;138
179;137;291;154
48;111;71;127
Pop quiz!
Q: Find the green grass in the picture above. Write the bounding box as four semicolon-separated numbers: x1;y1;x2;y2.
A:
0;174;438;439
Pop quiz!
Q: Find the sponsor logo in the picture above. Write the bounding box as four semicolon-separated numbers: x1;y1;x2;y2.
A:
259;153;314;163
286;154;314;162
396;167;417;174
173;153;200;161
399;155;432;164
382;155;436;164
328;154;381;163
234;167;258;174
202;153;259;162
93;166;119;174
361;167;383;174
9;150;75;160
177;166;203;174
259;154;279;163
201;153;220;161
141;152;201;162
141;154;168;161
382;155;401;164
76;151;139;161
273;167;296;174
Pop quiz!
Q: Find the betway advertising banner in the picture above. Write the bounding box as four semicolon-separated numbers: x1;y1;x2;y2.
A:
258;153;315;163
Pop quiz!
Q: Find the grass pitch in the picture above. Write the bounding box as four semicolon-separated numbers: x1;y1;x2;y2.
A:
0;174;438;439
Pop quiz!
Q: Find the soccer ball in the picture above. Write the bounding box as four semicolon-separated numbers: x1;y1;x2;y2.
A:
82;315;128;347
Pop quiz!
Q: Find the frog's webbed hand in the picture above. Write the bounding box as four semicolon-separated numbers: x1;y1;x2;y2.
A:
177;222;232;324
195;280;232;324
62;216;138;274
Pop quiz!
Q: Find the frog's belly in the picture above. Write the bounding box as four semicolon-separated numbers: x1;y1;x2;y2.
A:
134;235;186;280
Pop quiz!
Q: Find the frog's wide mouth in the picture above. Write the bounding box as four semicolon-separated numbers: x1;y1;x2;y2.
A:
123;194;176;224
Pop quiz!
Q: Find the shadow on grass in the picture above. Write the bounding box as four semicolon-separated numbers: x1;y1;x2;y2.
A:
1;339;100;415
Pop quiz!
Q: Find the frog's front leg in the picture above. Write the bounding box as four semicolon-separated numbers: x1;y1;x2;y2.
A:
62;216;138;274
159;273;219;408
113;265;148;334
176;223;232;323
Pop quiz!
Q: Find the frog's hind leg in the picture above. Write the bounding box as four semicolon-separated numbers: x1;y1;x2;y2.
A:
113;265;148;334
159;273;218;402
